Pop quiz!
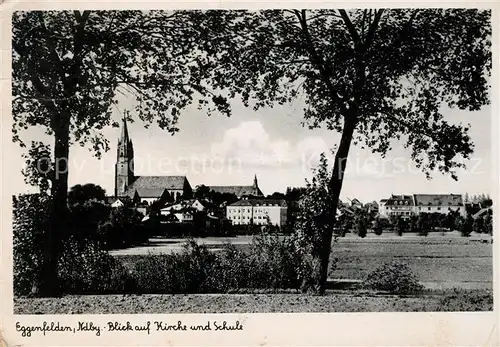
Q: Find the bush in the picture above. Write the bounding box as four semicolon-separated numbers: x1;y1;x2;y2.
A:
58;239;129;294
461;215;474;237
13;194;50;296
417;214;429;236
396;217;406;236
363;261;424;295
13;193;134;296
436;289;493;311
373;218;383;235
98;206;146;249
473;217;484;233
131;234;304;294
68;200;111;246
355;215;368;238
246;233;303;290
133;240;214;293
484;215;493;235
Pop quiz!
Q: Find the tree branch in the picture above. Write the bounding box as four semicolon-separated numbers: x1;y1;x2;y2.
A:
294;10;347;112
338;10;361;48
363;9;384;49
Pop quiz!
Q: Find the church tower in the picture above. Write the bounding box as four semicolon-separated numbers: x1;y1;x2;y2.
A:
252;174;259;195
115;116;135;197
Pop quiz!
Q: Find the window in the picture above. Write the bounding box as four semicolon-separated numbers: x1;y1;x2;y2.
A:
437;207;441;211
428;207;431;211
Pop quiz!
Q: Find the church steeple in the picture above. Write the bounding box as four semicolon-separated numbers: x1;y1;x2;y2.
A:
253;174;258;189
115;116;135;197
120;115;129;143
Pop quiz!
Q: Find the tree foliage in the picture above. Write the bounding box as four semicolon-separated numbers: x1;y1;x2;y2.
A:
13;10;231;155
12;10;231;296
193;8;490;292
198;9;491;179
68;183;106;205
293;153;336;293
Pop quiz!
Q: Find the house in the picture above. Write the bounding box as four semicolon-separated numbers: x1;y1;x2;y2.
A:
208;175;264;198
380;195;415;219
413;194;466;217
365;201;379;214
188;199;207;212
114;117;193;204
226;199;287;226
378;199;388;216
159;199;207;213
106;196;127;208
173;211;194;223
111;199;125;208
379;193;467;218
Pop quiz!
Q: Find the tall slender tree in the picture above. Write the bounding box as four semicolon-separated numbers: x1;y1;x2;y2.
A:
13;10;230;296
194;9;491;292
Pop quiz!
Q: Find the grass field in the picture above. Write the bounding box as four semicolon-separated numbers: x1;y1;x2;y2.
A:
14;233;493;314
332;237;492;289
114;233;493;290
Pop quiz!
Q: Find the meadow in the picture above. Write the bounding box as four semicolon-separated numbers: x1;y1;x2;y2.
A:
114;232;493;290
14;232;493;314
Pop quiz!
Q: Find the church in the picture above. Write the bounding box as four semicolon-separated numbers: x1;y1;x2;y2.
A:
114;117;193;204
208;175;263;199
114;117;264;204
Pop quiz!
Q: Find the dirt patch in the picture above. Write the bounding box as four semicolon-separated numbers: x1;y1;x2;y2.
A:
14;290;493;314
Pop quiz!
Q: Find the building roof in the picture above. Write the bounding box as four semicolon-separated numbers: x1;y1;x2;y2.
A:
228;199;287;207
208;185;263;197
125;176;188;198
385;194;414;206
472;206;492;219
105;196;128;204
413;194;463;206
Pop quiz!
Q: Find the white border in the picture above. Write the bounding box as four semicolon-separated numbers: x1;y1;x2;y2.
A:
0;2;498;346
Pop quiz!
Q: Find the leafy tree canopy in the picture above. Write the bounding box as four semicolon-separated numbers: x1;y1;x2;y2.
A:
197;9;491;179
13;10;231;157
68;183;106;205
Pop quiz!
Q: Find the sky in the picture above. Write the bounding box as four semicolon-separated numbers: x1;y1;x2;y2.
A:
11;95;493;203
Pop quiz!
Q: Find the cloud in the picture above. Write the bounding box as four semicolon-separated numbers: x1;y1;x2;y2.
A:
209;121;330;169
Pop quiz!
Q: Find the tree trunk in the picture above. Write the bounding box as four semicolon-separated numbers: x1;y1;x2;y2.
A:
38;112;70;297
314;111;358;294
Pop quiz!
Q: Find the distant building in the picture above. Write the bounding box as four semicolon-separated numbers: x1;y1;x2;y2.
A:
379;199;388;216
114;117;193;203
379;193;466;218
111;199;125;208
226;199;287;226
382;195;415;219
413;194;466;217
209;175;264;198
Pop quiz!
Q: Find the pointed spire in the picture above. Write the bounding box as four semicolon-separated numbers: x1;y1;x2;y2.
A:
253;174;258;188
120;114;129;143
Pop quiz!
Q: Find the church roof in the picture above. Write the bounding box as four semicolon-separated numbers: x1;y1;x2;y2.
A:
125;176;188;198
208;185;263;197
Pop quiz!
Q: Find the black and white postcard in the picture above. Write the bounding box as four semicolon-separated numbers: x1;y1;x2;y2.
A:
1;1;498;346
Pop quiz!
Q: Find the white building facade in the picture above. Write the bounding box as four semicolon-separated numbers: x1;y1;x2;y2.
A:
226;199;288;226
379;194;466;218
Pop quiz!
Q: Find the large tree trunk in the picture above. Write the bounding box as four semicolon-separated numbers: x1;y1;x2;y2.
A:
38;112;70;297
314;112;357;294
